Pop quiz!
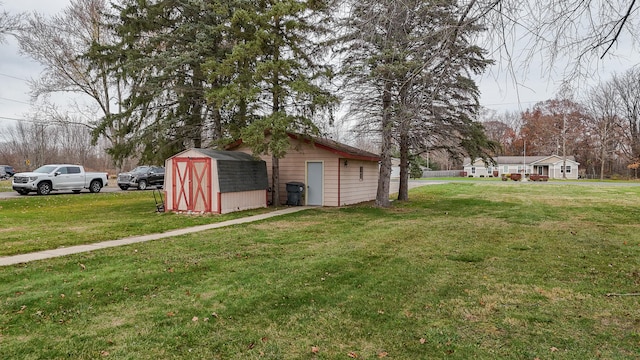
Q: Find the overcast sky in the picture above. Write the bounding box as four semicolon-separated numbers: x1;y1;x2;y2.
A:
1;0;639;131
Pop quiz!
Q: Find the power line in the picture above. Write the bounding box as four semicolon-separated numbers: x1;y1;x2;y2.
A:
0;72;29;81
0;96;31;105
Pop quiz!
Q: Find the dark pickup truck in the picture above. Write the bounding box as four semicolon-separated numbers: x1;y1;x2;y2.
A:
117;165;165;190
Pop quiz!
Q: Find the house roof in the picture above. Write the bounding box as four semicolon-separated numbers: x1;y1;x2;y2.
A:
227;133;381;162
464;155;578;166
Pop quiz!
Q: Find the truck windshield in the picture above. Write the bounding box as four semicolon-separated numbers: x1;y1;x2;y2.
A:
33;165;58;174
132;166;150;173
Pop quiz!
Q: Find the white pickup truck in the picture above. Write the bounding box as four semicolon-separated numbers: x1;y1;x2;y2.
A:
12;164;109;195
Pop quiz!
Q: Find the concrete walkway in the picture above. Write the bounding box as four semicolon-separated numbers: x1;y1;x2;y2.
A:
0;206;311;267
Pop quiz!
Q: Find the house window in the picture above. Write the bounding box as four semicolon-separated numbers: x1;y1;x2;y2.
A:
359;166;364;181
471;167;476;174
503;166;508;173
561;165;572;173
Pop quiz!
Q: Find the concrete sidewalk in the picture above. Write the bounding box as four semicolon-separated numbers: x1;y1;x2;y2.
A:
0;206;311;267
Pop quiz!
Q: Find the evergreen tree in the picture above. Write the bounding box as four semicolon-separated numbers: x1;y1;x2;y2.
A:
338;0;496;205
98;0;232;164
206;0;337;205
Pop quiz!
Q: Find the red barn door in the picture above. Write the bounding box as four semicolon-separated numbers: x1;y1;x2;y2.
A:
171;157;212;213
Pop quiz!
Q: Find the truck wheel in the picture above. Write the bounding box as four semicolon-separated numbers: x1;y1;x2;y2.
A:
137;180;147;190
17;189;29;195
72;190;81;194
89;180;102;193
37;182;52;195
119;185;129;191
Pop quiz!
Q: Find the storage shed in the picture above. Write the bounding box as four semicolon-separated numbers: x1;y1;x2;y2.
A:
164;149;269;214
228;134;381;207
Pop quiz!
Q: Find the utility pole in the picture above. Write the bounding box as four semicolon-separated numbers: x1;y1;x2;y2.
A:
522;139;527;181
562;111;567;179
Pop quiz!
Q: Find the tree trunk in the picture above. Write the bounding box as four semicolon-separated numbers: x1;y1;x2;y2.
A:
599;142;606;181
397;121;409;201
272;154;280;206
376;82;393;208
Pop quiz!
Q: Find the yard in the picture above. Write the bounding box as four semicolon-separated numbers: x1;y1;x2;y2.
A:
0;183;639;359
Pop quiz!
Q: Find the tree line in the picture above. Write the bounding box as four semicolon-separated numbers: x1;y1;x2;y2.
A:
481;67;640;179
2;0;640;204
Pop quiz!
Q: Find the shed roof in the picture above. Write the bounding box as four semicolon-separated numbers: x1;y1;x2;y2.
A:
190;148;259;161
226;133;380;162
169;148;268;193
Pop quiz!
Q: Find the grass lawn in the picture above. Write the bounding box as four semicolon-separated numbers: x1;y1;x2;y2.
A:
1;183;639;359
0;179;11;192
0;190;270;256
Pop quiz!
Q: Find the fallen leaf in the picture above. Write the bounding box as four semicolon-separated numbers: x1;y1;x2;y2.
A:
167;312;175;317
167;268;174;273
60;294;65;298
419;338;426;344
100;350;109;357
311;346;319;354
348;352;358;358
192;316;198;322
79;263;86;270
550;346;559;352
261;337;268;343
248;342;255;349
378;351;388;358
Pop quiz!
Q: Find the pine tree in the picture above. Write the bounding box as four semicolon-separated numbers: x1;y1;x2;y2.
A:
208;0;337;205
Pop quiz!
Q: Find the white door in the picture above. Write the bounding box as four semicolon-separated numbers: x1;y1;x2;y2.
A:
306;162;323;206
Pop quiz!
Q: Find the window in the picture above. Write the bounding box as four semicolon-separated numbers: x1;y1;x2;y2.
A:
359;166;364;181
503;165;508;173
67;166;81;174
471;167;476;174
561;165;572;173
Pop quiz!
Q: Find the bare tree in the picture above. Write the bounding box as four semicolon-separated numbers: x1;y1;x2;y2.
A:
611;67;640;165
481;0;640;98
16;0;132;170
0;2;23;43
583;82;622;180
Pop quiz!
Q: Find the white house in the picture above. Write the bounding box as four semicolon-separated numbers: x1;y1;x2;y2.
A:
463;155;580;180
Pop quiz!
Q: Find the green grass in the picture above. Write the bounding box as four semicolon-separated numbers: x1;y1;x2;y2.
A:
0;190;270;256
1;183;640;359
0;179;11;192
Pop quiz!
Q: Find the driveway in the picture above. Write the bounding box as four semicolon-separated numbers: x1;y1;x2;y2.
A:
0;185;125;199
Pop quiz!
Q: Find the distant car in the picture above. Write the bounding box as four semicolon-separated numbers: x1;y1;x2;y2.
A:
117;166;165;190
0;165;15;179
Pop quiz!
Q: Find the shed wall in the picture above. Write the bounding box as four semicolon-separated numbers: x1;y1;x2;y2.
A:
234;139;379;206
165;148;267;214
339;160;378;205
220;190;267;214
